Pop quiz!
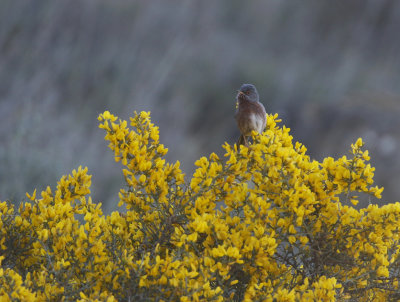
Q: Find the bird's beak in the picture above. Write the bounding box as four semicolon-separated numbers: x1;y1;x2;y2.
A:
238;90;245;96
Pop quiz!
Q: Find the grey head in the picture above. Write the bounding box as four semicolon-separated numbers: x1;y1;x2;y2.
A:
238;84;259;102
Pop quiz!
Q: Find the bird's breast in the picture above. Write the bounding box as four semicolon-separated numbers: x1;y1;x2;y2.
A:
236;99;266;135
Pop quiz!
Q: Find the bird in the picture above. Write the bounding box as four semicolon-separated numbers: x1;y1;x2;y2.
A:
235;84;266;147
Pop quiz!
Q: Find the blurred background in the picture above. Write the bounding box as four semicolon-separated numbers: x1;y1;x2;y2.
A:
1;0;400;212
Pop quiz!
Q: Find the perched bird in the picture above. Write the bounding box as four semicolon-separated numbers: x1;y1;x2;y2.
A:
235;84;266;146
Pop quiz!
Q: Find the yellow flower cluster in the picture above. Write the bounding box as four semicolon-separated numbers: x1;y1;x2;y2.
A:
1;110;399;301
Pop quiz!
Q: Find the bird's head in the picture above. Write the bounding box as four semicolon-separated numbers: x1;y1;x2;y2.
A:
237;84;259;102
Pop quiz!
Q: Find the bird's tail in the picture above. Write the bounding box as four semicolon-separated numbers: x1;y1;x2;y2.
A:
237;134;246;147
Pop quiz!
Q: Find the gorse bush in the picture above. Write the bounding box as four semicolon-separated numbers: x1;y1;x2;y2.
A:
1;110;400;301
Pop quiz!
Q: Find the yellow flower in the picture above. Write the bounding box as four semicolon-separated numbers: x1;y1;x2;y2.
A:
0;110;395;301
138;174;147;183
